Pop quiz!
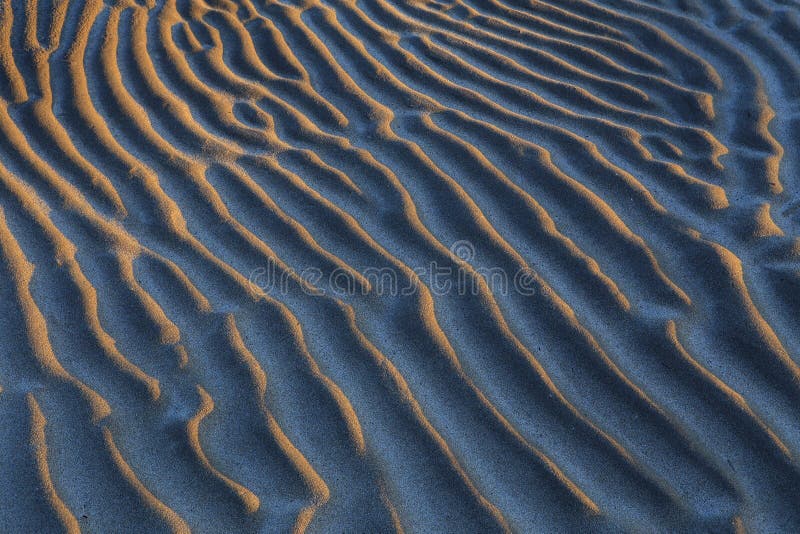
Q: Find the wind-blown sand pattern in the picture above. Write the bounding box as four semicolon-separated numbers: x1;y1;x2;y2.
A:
0;0;799;531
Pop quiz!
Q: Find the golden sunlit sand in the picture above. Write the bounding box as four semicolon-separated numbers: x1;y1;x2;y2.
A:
0;0;799;531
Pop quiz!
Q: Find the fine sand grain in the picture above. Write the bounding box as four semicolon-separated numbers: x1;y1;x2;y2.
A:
0;0;799;531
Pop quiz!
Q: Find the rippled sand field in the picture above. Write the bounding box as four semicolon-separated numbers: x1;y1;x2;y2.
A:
1;0;800;531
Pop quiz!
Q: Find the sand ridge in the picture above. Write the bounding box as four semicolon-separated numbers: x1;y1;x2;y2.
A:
0;0;799;531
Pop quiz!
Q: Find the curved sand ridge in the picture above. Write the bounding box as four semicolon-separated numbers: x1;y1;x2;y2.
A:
0;0;799;531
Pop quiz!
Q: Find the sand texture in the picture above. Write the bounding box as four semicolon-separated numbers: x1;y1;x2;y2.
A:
0;0;799;531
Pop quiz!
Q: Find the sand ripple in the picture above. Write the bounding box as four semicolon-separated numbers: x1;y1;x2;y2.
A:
0;0;799;531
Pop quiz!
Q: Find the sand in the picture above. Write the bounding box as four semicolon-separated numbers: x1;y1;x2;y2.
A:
0;0;799;531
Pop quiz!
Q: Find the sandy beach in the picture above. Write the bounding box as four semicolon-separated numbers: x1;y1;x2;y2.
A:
0;0;799;531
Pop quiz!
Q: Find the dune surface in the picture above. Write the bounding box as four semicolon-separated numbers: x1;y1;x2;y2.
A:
1;0;800;531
